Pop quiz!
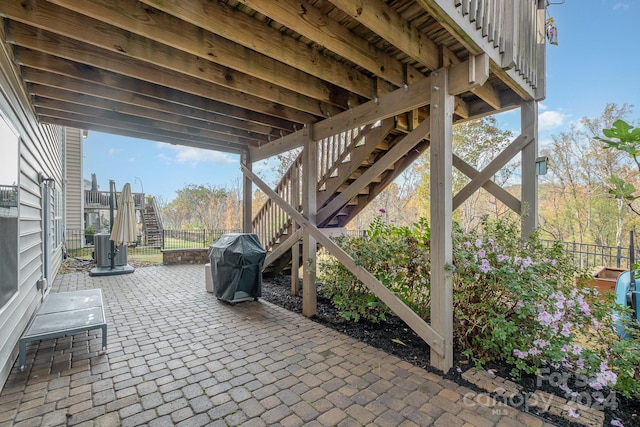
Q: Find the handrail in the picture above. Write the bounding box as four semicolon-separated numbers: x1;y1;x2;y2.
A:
149;195;164;234
252;125;367;252
84;190;145;210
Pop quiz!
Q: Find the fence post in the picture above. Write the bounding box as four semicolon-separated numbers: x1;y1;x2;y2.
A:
616;246;622;268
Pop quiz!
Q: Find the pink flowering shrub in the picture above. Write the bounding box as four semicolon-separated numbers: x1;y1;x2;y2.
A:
455;219;639;398
319;216;640;397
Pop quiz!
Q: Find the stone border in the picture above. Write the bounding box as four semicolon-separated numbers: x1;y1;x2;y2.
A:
461;368;605;427
161;248;209;265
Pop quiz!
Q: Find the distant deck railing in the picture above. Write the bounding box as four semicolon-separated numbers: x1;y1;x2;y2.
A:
84;190;145;210
0;184;18;208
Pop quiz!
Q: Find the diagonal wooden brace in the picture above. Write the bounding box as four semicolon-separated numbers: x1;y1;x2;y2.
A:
453;126;533;209
241;163;445;357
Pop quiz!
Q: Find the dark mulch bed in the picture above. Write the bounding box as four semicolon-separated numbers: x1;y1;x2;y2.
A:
260;275;639;427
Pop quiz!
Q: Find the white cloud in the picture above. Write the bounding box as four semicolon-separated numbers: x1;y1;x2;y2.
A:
538;110;568;131
538;102;549;111
613;2;630;11
159;145;236;165
107;148;120;157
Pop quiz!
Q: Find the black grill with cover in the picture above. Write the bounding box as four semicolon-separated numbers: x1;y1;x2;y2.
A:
208;233;266;304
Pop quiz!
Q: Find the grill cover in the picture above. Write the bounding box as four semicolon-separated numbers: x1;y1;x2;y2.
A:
208;233;266;303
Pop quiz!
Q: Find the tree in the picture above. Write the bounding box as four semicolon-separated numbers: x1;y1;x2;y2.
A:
162;184;237;230
414;116;516;231
540;103;637;245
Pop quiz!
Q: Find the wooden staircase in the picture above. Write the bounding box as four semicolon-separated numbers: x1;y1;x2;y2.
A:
142;196;163;248
253;118;429;273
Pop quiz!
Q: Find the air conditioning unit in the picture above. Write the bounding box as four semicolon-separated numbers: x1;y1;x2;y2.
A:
94;233;128;268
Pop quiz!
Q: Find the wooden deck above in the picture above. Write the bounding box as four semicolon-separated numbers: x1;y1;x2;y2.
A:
0;0;546;156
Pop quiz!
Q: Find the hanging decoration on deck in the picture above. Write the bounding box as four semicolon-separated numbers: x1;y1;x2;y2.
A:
546;17;558;45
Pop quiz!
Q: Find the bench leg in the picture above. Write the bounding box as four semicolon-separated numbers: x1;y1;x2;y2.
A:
19;339;26;371
101;325;107;350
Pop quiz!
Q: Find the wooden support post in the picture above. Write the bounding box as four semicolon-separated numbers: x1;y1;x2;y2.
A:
291;240;300;296
302;126;317;317
291;159;300;295
241;150;253;233
521;100;538;239
430;68;454;372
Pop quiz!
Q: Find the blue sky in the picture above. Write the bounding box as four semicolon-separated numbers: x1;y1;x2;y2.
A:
83;0;640;202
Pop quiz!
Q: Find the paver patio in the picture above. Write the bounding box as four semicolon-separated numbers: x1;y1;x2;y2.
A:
0;265;553;426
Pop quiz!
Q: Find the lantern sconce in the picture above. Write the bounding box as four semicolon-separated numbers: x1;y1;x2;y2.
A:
536;156;548;176
546;17;558;45
38;172;54;186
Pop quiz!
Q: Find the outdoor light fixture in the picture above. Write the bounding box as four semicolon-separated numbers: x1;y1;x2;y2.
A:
535;156;548;176
37;172;54;185
546;17;558;45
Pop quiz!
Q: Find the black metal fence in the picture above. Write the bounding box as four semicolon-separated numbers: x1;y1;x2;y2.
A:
63;228;634;270
542;240;634;270
64;228;242;259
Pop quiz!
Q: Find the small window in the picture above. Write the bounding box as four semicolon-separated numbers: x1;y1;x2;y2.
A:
0;114;19;216
0;113;19;309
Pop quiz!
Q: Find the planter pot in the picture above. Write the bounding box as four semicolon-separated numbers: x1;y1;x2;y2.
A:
588;266;625;295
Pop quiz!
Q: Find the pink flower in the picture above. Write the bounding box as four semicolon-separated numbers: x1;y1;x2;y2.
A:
611;420;624;427
475;239;482;248
592;319;602;330
572;345;582;355
533;339;549;348
561;322;572;337
567;409;580;418
513;349;528;359
479;259;491;273
528;347;541;356
538;311;554;326
522;257;533;268
497;254;507;262
477;249;486;258
577;296;591;316
589;381;603;391
559;384;572;394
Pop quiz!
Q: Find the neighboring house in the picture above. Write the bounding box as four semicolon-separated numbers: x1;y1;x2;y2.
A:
0;37;84;387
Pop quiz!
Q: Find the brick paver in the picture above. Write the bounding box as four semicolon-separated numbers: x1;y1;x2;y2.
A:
0;265;546;426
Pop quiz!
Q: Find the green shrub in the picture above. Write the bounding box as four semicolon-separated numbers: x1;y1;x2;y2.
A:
318;216;640;398
318;217;431;322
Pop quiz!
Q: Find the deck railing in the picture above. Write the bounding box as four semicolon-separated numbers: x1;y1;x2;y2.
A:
84;190;145;210
252;125;368;252
453;0;543;92
0;184;18;208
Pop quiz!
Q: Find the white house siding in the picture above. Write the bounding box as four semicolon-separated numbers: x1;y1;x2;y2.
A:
64;128;84;249
0;32;66;388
